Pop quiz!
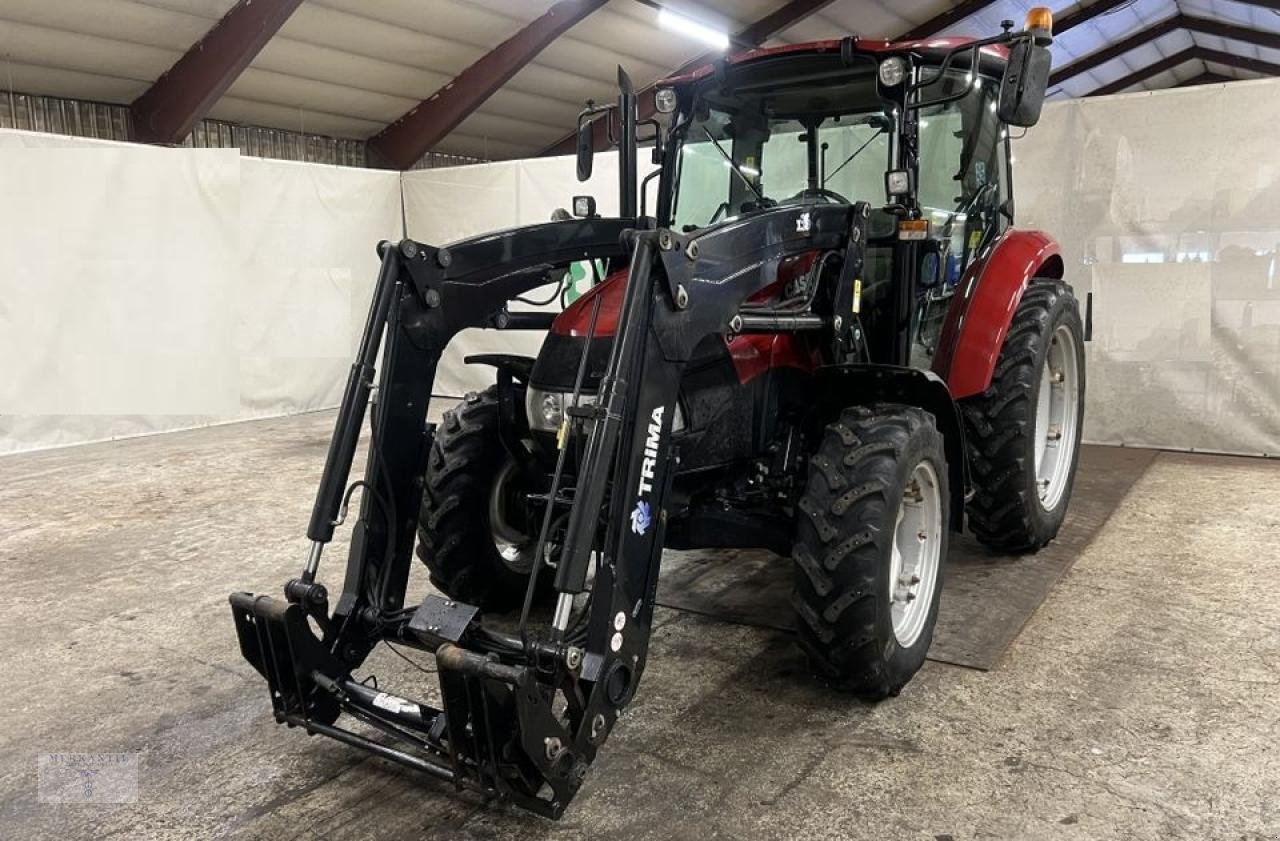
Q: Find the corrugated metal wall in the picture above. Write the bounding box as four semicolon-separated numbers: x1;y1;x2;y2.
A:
184;119;366;167
0;90;485;170
1;91;130;141
409;151;489;170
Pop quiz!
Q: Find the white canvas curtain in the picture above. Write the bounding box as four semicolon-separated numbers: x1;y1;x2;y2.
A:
1016;78;1280;456
0;130;402;454
4;76;1278;456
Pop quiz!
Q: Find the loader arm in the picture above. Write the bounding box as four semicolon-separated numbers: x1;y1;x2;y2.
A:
229;202;868;818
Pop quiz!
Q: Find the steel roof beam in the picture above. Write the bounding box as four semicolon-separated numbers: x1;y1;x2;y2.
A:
368;0;608;170
1085;45;1280;96
1085;46;1198;96
1053;14;1280;87
1054;0;1134;37
895;0;1001;41
1196;46;1280;76
1183;15;1280;51
129;0;303;145
1050;14;1183;86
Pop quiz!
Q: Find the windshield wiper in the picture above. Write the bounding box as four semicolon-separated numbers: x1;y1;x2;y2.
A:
823;129;885;186
701;127;767;206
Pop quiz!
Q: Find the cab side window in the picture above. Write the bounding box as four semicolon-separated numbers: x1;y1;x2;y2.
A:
917;83;1005;282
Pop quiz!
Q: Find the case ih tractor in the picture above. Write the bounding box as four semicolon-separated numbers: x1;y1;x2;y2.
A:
231;8;1084;819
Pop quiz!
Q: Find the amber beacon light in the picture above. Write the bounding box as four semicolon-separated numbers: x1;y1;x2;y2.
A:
1025;7;1054;44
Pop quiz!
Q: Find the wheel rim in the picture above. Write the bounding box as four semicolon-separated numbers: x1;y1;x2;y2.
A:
488;459;536;574
1034;324;1080;512
888;460;943;648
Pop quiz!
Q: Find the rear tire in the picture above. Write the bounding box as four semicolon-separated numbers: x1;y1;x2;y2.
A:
416;387;542;612
961;280;1086;553
792;405;949;699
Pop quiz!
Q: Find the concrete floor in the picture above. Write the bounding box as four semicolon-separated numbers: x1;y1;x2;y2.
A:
1;410;1278;840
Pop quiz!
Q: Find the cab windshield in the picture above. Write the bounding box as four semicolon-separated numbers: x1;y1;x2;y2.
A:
668;61;1006;244
670;66;890;231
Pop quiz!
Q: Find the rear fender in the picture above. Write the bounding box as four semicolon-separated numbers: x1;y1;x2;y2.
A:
931;229;1063;399
813;365;967;530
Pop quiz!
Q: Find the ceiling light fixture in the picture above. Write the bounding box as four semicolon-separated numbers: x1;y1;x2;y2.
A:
657;8;730;50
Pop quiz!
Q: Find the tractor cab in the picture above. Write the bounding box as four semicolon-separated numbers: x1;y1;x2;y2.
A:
570;28;1050;376
533;28;1053;460
660;41;1014;370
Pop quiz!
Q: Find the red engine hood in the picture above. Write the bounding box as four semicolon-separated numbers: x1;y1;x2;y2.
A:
549;253;823;384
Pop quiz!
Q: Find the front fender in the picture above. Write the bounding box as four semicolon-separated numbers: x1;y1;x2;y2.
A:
813;365;967;530
932;229;1063;399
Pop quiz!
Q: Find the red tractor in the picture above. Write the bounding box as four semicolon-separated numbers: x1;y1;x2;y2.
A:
231;8;1084;819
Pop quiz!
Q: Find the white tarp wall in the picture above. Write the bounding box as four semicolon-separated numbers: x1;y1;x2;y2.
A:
6;74;1278;457
0;129;402;454
1016;77;1280;457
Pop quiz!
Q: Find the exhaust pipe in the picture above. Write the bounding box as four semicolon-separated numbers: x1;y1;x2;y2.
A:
617;66;637;220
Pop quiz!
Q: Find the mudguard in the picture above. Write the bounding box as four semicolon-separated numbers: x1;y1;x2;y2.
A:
814;364;968;528
931;229;1063;399
464;353;536;383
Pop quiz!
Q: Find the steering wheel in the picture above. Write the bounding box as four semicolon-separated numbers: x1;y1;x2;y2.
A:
782;187;851;205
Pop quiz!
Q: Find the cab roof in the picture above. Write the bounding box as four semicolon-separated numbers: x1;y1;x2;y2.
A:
658;37;1010;87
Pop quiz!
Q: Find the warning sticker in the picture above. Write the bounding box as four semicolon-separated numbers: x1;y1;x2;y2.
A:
372;692;417;716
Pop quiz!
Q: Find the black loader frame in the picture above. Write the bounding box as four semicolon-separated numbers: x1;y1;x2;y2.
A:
228;198;912;817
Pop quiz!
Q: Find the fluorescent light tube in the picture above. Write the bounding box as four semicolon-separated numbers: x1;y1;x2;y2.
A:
658;8;730;50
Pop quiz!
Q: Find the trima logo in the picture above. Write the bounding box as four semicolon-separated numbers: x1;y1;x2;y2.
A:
631;405;665;535
630;500;651;535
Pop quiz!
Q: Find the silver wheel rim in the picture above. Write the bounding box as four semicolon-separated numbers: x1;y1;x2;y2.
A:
1034;324;1080;512
889;460;943;648
488;458;536;573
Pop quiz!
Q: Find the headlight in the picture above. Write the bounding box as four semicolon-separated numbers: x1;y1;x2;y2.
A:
878;57;907;88
654;87;678;114
526;387;585;433
539;391;562;428
526;387;684;433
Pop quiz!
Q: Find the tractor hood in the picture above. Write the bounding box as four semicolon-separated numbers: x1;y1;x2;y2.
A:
529;250;824;395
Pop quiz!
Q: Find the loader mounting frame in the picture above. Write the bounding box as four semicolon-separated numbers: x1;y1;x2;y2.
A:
229;202;869;818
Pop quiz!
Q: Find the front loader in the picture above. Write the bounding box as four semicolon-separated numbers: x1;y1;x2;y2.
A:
230;9;1082;819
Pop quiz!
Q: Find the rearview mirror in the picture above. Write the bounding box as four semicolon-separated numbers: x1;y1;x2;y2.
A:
576;118;594;181
998;40;1051;127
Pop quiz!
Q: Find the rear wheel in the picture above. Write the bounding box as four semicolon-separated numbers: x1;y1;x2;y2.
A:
416;387;545;612
792;405;949;699
961;280;1086;552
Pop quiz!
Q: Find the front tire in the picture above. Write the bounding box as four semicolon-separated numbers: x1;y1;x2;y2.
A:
961;280;1086;553
416;387;543;612
792;405;949;699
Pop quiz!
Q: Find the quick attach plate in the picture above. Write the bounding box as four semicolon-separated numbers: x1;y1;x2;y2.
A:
408;594;479;647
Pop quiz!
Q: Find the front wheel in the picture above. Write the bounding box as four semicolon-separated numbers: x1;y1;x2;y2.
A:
792;405;949;699
961;280;1086;552
415;387;546;612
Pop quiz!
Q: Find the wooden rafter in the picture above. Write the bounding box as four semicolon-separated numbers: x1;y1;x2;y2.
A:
1053;13;1280;88
129;0;303;145
895;0;1000;41
367;0;608;170
1085;46;1280;97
